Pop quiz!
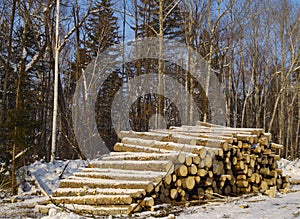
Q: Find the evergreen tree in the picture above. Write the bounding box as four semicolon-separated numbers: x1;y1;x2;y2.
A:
85;0;120;59
136;0;184;39
83;0;121;151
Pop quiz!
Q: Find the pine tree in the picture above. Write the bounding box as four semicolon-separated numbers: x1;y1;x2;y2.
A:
85;0;119;59
83;0;121;151
136;0;184;39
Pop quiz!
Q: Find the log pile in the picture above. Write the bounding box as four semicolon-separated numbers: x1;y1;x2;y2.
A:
37;122;290;216
113;122;289;203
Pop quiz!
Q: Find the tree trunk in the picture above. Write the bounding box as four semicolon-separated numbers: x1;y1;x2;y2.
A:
203;0;212;123
157;0;164;129
1;0;16;124
50;0;60;163
12;17;27;195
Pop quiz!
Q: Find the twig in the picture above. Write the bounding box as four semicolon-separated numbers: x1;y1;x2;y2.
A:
59;160;70;179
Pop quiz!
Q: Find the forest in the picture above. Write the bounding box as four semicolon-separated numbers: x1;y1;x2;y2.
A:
0;0;299;195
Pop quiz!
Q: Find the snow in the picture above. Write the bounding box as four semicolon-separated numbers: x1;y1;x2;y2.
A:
177;191;300;219
277;158;300;181
19;159;88;195
1;158;300;218
41;209;84;219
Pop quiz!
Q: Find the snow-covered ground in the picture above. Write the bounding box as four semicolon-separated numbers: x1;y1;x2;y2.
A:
0;158;299;219
278;158;300;182
177;188;300;219
0;159;87;218
19;159;88;195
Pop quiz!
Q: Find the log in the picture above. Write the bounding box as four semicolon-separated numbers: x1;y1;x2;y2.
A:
170;188;179;199
185;156;193;166
196;122;265;136
172;174;177;182
150;129;234;143
249;158;256;168
236;134;256;144
282;182;290;189
139;197;155;207
73;171;164;183
265;186;276;198
188;164;198;175
220;175;231;181
175;165;188;177
237;180;249;188
235;160;245;170
114;143;170;153
104;152;186;164
89;160;175;173
242;143;251;149
232;156;238;165
182;176;196;190
252;185;259;192
170;126;239;136
52;194;133;205
192;156;201;165
260;168;270;175
260;181;268;191
247;168;253;177
195;176;201;184
269;170;278;178
120;131;229;151
225;159;232;170
255;173;261;184
258;136;269;146
175;179;182;187
239;186;251;193
164;174;172;185
270;143;284;150
265;178;275;186
59;178;155;193
237;175;247;180
197;168;207;177
252;145;262;154
52;188;145;198
180;189;186;200
118;131;171;141
204;155;213;168
242;154;250;163
198;159;205;168
121;138;210;158
269;154;280;161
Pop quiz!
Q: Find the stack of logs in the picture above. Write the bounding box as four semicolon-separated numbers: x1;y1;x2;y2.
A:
40;122;290;215
110;122;290;204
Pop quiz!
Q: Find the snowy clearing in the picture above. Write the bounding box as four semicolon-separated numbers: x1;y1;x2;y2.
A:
177;188;300;219
0;158;299;218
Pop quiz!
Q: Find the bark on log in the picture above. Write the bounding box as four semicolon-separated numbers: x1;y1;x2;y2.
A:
89;160;175;173
52;194;133;205
59;178;155;193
